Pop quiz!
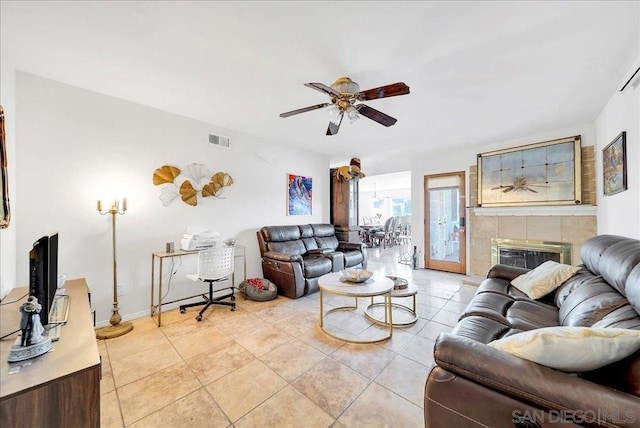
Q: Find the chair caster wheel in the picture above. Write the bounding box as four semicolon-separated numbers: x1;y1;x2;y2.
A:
180;308;186;314
196;315;203;322
231;307;236;311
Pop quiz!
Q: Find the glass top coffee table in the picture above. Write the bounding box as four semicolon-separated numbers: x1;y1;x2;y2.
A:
318;272;394;344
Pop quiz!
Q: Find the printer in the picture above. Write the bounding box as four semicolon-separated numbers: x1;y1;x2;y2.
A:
180;230;223;251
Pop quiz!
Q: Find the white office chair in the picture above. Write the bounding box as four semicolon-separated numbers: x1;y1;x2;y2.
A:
179;246;236;321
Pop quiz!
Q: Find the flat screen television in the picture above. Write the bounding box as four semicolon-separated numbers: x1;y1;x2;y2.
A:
29;232;58;326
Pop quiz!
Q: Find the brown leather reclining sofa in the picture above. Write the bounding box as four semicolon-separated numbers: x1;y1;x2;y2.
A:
425;235;640;427
257;224;367;298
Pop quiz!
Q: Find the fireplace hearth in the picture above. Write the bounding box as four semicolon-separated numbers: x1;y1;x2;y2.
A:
491;238;572;269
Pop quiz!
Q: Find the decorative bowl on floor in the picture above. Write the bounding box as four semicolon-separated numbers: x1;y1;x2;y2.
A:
340;269;373;283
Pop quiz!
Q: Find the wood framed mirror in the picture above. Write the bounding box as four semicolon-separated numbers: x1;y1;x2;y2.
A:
0;106;10;228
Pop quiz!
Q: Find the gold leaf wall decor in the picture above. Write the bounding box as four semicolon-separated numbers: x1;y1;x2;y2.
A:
152;165;181;185
202;182;220;197
180;180;198;206
202;172;233;199
211;171;233;187
152;162;234;206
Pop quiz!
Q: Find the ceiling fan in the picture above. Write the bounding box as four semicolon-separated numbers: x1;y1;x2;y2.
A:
279;77;410;136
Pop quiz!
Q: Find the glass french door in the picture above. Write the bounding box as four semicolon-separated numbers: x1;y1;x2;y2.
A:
424;171;466;274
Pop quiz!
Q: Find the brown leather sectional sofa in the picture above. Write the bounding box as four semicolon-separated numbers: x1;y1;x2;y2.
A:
257;224;367;298
425;235;640;427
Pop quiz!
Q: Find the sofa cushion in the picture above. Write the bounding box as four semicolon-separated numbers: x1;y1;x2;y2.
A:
461;292;514;325
298;224;314;238
315;235;339;251
595;238;640;296
511;261;580;299
591;305;640;329
506;299;559;331
589;239;640;296
311;223;335;237
268;239;307;256
262;225;301;242
476;278;529;298
488;326;640;372
301;237;318;251
557;274;630;327
302;255;332;278
625;264;640;313
554;268;599;306
580;234;628;274
580;234;640;296
452;316;511;343
342;250;364;268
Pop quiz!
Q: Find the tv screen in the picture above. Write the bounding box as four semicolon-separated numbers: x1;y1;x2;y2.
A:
29;232;58;326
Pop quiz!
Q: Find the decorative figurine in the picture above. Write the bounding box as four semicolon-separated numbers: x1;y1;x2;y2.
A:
8;296;52;362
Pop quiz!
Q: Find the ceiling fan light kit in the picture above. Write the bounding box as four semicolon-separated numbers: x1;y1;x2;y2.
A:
280;77;410;136
346;106;359;123
331;77;360;95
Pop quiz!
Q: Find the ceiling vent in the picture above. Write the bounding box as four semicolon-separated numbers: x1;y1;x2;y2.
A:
208;134;231;149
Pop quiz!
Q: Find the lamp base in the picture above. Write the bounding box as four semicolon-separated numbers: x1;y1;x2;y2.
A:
95;321;134;339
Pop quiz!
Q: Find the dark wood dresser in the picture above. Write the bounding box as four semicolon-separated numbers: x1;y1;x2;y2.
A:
0;278;100;427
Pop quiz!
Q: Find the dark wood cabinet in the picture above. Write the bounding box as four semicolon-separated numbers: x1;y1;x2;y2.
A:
330;168;361;243
0;279;100;428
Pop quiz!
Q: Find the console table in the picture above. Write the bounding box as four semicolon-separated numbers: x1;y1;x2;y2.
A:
0;279;101;428
150;245;246;327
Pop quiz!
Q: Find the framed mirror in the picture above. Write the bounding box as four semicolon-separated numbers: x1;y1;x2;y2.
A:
1;106;10;228
477;135;582;207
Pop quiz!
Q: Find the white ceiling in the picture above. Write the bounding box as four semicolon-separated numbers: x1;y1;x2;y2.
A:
2;1;638;175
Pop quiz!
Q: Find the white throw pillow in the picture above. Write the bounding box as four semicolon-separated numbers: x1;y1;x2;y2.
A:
488;327;640;372
511;260;580;299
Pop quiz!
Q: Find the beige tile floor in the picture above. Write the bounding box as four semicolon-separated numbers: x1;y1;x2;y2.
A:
98;246;477;427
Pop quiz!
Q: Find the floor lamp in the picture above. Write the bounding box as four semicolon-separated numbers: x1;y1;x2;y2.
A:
95;198;134;339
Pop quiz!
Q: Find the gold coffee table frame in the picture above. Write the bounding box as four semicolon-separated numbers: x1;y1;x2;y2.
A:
318;272;393;344
365;277;418;327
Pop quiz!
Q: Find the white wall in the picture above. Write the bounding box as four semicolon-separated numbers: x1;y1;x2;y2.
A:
410;123;597;270
595;69;640;238
15;72;329;324
0;9;18;299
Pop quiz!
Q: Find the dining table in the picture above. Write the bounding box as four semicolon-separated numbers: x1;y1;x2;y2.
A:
358;224;382;247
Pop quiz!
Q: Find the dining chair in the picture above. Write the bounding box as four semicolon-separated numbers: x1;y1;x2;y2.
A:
179;246;236;321
372;217;393;247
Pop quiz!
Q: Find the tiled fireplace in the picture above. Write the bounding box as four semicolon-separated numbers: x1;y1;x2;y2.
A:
468;146;597;276
491;238;572;269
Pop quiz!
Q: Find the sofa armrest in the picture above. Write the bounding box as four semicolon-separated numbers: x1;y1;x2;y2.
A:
337;242;366;252
486;264;530;282
263;251;303;263
307;248;332;255
433;333;640;420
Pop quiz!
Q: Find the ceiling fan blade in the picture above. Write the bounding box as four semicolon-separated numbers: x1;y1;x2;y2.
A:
326;113;343;136
280;103;330;118
304;82;342;98
357;104;398;127
356;82;410;101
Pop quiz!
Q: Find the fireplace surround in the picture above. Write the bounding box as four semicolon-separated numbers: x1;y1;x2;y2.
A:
491;238;572;269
